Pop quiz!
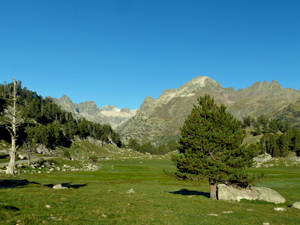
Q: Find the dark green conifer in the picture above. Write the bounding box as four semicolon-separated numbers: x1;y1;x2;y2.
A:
254;122;262;136
171;94;259;199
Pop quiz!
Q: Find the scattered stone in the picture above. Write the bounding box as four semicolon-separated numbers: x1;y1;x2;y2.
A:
274;207;286;211
246;209;254;211
101;214;107;218
45;205;51;208
291;202;300;209
217;184;286;204
188;195;195;198
53;184;68;189
208;214;218;216
18;154;26;159
263;223;270;225
127;203;130;206
222;211;233;213
127;188;136;194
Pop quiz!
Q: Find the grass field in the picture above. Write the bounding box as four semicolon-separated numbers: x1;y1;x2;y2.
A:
0;154;300;225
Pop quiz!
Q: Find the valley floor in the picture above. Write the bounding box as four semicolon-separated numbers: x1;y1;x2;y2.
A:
0;155;299;225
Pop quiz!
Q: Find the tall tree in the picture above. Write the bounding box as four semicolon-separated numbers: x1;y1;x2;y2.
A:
171;95;258;199
2;78;24;175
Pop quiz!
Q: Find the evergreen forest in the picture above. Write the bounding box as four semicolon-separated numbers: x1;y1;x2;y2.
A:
0;80;122;151
242;115;300;157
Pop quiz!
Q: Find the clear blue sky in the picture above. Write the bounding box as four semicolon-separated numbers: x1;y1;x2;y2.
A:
1;0;299;110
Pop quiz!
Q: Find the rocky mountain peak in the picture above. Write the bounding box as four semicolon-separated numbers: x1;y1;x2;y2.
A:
179;76;222;91
99;105;120;112
59;94;73;105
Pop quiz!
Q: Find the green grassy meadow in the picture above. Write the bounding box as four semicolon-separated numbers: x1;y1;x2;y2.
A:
0;154;300;225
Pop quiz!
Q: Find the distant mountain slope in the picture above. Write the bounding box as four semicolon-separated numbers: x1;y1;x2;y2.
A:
275;98;300;129
51;95;137;128
117;76;300;145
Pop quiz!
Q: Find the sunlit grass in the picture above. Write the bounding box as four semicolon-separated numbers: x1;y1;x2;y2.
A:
0;156;299;224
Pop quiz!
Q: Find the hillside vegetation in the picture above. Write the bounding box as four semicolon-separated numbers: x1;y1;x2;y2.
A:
0;80;122;154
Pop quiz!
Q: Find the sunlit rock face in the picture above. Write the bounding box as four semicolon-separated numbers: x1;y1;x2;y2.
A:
117;76;300;145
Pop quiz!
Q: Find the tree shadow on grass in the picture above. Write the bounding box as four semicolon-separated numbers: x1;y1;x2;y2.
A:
44;182;87;189
0;179;40;189
166;188;210;198
0;204;20;212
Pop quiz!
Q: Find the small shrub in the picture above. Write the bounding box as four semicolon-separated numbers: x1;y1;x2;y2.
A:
63;149;71;158
89;156;98;165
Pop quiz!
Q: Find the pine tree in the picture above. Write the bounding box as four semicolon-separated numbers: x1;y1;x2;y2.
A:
277;134;289;156
253;122;262;136
171;95;259;199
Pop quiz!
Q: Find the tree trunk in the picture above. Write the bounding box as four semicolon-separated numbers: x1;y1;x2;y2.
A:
27;152;31;166
6;137;16;175
209;179;217;200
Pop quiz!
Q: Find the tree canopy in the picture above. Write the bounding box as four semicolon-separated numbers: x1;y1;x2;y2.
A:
170;94;260;199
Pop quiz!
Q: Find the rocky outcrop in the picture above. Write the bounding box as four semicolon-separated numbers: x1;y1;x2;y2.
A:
117;76;300;145
36;144;54;155
217;184;286;204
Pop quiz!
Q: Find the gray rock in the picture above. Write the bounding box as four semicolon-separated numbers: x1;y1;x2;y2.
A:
274;207;286;211
36;144;54;155
291;202;300;209
253;153;272;163
217;184;285;204
18;154;26;159
127;188;136;194
52;184;68;189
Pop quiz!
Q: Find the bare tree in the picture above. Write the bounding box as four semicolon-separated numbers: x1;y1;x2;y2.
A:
3;78;23;175
24;138;34;166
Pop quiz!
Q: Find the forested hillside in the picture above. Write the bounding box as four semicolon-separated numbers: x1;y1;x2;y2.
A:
242;115;300;157
0;80;122;150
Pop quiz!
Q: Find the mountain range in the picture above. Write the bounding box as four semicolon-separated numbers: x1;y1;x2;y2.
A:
51;95;137;129
52;76;300;146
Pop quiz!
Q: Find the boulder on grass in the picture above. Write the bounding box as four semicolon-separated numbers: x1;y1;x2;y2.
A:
291;202;300;209
217;184;285;204
52;184;68;189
